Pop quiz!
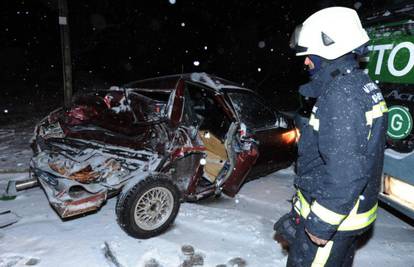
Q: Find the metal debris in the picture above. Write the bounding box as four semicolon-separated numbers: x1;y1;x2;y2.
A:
227;257;247;267
102;241;124;267
181;245;195;257
144;258;162;267
25;258;40;266
180;245;204;267
0;210;20;228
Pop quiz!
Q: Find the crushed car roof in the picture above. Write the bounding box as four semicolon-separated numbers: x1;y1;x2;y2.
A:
123;72;249;92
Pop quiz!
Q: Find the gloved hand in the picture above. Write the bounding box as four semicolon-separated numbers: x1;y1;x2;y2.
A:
305;228;329;246
273;210;299;247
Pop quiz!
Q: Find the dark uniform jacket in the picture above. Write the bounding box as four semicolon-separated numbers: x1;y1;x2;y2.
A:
295;54;388;240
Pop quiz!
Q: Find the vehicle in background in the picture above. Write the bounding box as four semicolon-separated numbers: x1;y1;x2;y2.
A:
29;73;298;238
362;2;414;219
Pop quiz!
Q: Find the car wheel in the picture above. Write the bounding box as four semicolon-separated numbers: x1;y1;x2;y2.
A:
116;175;181;239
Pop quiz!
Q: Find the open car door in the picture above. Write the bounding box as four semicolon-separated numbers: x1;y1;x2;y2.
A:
220;125;259;197
179;82;260;198
225;90;298;177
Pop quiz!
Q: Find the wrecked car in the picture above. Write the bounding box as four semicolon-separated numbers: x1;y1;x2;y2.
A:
30;73;298;238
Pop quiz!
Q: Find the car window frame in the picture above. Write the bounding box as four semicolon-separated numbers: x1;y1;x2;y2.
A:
224;89;278;131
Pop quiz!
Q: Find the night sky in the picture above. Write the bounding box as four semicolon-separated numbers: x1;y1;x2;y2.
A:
0;0;400;122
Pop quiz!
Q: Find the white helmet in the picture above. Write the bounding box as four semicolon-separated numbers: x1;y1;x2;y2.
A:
290;7;369;60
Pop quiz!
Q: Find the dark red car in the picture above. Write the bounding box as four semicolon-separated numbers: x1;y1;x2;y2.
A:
30;73;298;238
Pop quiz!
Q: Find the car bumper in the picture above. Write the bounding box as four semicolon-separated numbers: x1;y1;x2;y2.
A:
32;167;108;218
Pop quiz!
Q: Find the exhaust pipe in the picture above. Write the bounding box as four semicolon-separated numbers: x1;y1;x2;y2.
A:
1;178;39;200
14;178;39;191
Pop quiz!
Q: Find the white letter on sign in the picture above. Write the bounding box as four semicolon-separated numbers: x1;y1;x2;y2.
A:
391;114;404;131
372;44;393;75
388;42;414;77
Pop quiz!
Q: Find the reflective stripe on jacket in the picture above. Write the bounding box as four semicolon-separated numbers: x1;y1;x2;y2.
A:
294;189;377;232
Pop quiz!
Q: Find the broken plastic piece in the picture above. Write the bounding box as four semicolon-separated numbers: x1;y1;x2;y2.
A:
0;210;20;228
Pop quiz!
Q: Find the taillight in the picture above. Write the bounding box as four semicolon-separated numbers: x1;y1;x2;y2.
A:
383;175;414;208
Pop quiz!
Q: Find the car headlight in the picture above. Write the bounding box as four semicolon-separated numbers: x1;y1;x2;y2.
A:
282;128;300;144
383;174;414;208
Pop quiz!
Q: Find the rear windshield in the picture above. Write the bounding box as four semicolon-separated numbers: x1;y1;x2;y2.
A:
75;90;168;124
126;91;168;123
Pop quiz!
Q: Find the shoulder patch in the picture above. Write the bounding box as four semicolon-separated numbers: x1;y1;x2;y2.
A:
362;82;378;94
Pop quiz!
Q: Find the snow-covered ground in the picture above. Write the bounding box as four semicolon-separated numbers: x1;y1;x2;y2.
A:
1;168;413;267
0;121;413;267
0;119;38;172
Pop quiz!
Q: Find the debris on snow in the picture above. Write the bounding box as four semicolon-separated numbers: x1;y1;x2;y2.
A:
0;210;20;228
0;255;24;266
179;245;205;266
144;258;162;267
102;241;124;267
25;258;41;266
227;257;247;267
0;169;414;266
181;245;195;257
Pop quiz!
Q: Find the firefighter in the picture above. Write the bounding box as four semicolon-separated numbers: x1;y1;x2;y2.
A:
274;7;388;266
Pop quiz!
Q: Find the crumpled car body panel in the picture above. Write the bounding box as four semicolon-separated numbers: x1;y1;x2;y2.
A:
31;73;297;218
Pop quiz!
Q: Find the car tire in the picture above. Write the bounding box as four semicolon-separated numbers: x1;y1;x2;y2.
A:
116;175;181;239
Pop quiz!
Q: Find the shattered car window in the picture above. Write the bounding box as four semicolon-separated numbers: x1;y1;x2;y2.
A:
187;83;231;140
227;91;276;129
67;91;135;130
66;90;167;138
127;92;167;123
131;90;172;103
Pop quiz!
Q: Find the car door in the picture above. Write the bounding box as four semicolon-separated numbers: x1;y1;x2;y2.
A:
221;122;260;197
225;90;297;175
183;82;260;197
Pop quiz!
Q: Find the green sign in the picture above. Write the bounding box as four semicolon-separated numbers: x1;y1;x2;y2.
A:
367;33;414;84
387;105;413;139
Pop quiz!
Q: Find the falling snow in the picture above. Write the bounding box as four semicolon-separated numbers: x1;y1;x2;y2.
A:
258;41;266;48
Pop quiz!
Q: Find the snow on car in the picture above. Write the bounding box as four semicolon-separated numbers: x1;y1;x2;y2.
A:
29;73;298;238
